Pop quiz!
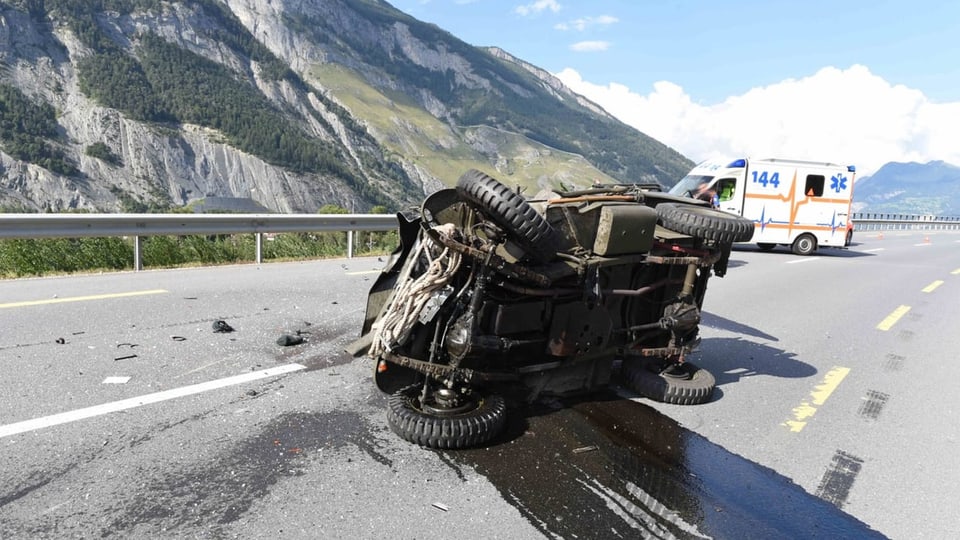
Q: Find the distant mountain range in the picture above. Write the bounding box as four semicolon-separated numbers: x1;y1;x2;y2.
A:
0;0;691;214
854;160;960;216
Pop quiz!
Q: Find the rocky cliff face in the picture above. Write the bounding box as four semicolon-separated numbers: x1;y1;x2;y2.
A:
0;1;415;213
0;0;692;214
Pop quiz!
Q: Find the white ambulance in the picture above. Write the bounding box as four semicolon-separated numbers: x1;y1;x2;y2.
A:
668;157;856;255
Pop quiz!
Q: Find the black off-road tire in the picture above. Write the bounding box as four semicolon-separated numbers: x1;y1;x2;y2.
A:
386;384;507;449
456;169;560;263
621;359;715;405
791;233;817;255
656;203;755;244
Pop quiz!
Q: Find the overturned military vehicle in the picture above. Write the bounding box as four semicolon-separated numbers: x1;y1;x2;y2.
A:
348;170;754;449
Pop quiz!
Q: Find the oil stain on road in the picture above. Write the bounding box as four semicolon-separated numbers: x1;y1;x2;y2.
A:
446;393;886;539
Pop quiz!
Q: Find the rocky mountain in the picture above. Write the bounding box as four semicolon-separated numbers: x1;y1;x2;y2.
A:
854;161;960;216
0;0;693;214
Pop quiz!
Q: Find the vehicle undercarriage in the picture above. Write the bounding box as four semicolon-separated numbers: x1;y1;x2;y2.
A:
348;170;754;448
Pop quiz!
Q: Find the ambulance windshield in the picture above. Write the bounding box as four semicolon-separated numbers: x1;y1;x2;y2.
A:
669;175;714;198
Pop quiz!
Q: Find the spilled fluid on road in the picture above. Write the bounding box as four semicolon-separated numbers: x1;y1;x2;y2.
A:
446;392;886;539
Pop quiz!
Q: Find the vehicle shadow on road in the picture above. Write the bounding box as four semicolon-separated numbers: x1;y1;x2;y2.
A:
695;336;817;386
732;243;876;258
701;311;778;340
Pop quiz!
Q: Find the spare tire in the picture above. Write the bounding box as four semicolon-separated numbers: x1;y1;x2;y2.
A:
456;170;560;263
656;203;755;244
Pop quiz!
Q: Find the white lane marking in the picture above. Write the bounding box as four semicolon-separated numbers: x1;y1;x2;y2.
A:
786;258;821;264
913;243;932;247
863;248;885;253
0;289;168;309
0;364;306;439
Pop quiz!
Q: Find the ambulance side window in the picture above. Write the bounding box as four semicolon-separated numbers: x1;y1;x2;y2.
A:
804;175;825;197
717;178;736;201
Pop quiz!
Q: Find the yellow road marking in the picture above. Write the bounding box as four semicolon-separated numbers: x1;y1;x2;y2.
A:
922;280;944;293
876;305;911;331
782;366;851;432
0;289;168;309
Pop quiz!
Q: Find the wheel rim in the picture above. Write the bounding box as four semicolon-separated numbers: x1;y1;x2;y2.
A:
660;363;692;380
793;235;816;255
420;387;479;416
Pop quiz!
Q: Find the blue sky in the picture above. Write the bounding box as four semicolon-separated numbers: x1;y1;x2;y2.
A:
393;0;960;175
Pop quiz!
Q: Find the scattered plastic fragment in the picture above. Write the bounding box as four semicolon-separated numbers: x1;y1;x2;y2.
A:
103;376;131;384
212;320;235;333
171;336;186;341
114;354;138;361
276;334;305;346
432;502;449;512
572;445;599;454
55;337;66;344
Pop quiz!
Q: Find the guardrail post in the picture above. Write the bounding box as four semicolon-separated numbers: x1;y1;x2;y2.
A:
255;232;262;264
347;231;354;258
134;236;143;272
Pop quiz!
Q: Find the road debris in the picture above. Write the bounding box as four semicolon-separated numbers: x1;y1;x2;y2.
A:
102;376;131;384
431;502;449;512
114;354;138;361
276;334;305;346
212;320;235;333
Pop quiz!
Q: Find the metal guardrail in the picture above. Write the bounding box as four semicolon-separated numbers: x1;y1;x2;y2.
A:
0;213;399;271
2;211;956;272
851;213;960;232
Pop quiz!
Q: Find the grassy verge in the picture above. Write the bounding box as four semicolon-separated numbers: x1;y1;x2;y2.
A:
0;231;398;278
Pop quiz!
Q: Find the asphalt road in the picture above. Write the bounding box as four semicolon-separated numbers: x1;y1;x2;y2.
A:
0;229;957;539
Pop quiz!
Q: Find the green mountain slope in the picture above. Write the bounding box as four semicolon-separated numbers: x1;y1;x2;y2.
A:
288;0;693;190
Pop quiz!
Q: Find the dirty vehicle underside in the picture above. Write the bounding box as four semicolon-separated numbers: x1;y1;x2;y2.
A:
349;170;754;448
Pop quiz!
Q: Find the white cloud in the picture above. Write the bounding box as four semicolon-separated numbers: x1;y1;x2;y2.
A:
569;40;610;52
555;65;960;176
514;0;561;16
555;15;618;31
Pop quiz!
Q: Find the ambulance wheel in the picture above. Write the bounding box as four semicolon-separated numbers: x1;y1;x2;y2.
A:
456;169;560;263
791;234;817;256
757;243;777;251
386;384;507;449
656;203;755;244
621;358;715;405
